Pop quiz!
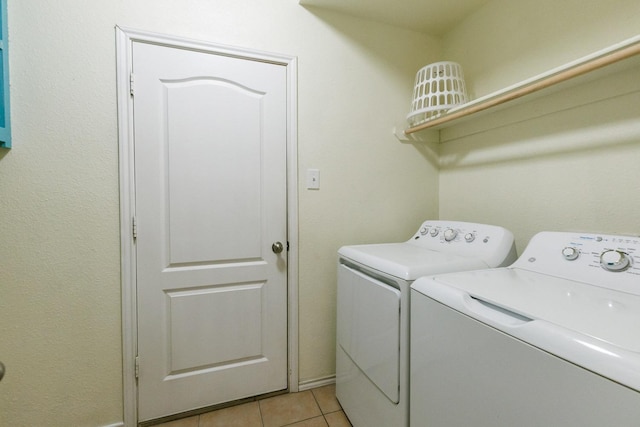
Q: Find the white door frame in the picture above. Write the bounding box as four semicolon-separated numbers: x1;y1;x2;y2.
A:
115;26;299;427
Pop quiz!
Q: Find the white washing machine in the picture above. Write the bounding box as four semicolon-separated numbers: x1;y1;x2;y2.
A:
411;231;640;427
336;220;517;427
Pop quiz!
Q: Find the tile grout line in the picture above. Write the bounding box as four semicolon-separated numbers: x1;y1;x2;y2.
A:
309;388;330;427
257;399;265;427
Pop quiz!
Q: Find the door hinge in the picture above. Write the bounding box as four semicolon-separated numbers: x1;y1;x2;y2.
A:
129;73;135;96
135;356;140;379
132;216;137;240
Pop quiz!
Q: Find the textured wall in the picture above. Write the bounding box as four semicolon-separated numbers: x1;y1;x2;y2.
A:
0;1;123;426
292;8;440;384
442;0;640;99
439;0;640;252
0;1;438;425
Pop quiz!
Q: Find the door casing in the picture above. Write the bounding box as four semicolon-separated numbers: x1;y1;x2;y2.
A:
115;26;299;427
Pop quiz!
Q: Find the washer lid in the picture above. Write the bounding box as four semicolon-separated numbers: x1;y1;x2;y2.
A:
339;243;488;281
412;268;640;391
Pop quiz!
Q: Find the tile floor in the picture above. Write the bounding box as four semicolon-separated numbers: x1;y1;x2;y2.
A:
151;384;352;427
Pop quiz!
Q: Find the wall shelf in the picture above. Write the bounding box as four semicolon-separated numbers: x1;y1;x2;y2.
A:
395;35;640;143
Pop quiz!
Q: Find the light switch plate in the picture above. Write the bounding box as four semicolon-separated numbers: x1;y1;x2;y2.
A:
307;169;320;190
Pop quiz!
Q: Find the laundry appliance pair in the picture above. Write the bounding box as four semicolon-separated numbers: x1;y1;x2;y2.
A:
337;221;640;427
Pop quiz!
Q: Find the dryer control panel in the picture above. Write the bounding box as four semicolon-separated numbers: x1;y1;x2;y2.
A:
514;231;640;296
408;220;517;268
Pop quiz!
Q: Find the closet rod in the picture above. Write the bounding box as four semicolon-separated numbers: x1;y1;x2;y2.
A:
404;39;640;135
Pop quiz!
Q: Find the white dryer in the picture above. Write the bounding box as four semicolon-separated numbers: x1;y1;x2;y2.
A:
411;231;640;427
336;220;516;427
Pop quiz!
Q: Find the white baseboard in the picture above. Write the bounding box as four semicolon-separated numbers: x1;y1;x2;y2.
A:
298;375;336;391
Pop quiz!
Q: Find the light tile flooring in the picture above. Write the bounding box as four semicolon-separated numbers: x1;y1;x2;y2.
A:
152;384;352;427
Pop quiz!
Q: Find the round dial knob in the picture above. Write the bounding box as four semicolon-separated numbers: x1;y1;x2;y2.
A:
420;226;429;235
430;228;439;237
561;247;579;261
464;233;475;243
444;229;458;242
599;250;631;272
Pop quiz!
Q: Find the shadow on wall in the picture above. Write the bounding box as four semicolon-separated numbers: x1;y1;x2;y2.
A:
402;137;440;168
440;113;640;169
437;65;640;170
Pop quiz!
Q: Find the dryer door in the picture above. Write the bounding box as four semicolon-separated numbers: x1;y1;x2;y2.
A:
337;263;401;403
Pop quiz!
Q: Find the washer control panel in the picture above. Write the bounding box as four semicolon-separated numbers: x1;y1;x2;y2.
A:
408;220;517;268
414;222;489;245
514;231;640;295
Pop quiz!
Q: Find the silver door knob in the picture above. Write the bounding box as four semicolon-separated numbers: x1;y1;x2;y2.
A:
272;242;284;254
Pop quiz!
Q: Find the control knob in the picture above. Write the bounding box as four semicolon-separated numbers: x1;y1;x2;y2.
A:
430;228;439;237
420;226;429;235
561;247;579;261
444;229;458;242
464;233;475;243
599;250;631;272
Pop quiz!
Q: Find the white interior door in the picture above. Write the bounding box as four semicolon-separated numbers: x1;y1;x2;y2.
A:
131;40;289;422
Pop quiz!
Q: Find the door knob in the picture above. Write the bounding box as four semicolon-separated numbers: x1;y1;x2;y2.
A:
272;242;284;254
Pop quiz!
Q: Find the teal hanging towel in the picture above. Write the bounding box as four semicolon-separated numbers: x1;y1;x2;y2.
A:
0;0;11;149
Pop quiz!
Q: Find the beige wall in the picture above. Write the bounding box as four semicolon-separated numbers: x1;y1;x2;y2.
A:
0;1;438;425
442;0;640;99
439;0;640;253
